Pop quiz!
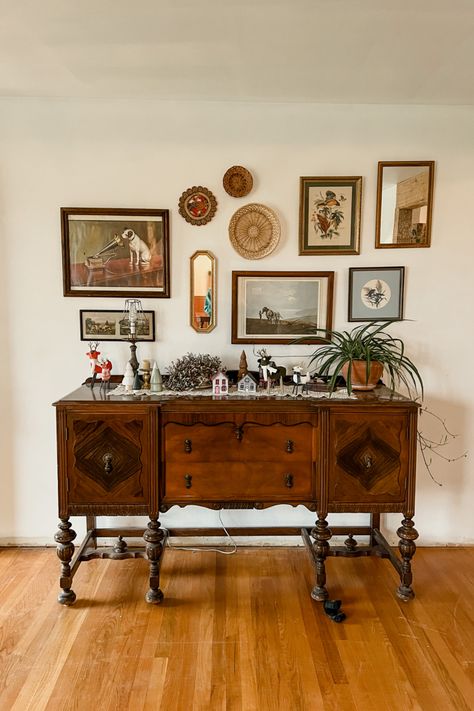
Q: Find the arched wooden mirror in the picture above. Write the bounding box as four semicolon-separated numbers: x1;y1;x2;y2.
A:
375;161;434;248
190;251;216;333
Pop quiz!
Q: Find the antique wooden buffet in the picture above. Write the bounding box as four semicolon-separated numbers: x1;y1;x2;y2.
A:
53;385;420;607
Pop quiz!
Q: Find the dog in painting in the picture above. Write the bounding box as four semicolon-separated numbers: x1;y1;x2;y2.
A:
121;228;151;266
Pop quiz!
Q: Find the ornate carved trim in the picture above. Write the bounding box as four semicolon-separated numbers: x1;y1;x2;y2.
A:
159;500;317;513
68;504;149;516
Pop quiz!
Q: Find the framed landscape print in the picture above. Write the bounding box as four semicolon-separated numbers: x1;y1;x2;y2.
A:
348;266;405;321
80;309;155;342
61;208;170;298
231;271;334;344
299;176;362;255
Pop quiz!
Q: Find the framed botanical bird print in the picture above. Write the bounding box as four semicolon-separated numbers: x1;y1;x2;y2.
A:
299;176;362;255
348;266;405;321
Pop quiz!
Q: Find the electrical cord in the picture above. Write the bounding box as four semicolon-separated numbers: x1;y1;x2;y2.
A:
164;509;238;555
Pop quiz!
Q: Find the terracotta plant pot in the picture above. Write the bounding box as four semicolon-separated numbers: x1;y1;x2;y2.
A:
342;360;383;391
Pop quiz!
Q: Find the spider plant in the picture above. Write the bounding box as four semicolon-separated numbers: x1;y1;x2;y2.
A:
306;321;424;396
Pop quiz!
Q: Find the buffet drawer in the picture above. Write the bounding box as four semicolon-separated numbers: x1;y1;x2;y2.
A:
163;460;314;501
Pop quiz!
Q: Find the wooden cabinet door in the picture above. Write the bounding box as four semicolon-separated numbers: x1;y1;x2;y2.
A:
62;408;154;515
328;409;411;510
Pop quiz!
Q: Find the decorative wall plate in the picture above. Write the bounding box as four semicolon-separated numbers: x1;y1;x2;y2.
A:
228;203;280;259
178;186;217;226
223;165;253;198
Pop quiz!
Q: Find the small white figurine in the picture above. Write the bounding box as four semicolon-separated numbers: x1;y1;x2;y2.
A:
292;367;311;395
150;362;163;392
122;362;134;392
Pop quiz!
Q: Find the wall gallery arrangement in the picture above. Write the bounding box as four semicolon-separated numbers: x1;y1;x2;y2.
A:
61;161;435;378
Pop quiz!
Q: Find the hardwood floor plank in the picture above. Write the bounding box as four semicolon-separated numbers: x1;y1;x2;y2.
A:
0;547;473;711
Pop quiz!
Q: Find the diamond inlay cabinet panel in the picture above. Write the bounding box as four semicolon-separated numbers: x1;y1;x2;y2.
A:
64;409;154;513
328;409;409;508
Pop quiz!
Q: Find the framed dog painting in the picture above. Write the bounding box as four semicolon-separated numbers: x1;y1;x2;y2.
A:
61;208;170;297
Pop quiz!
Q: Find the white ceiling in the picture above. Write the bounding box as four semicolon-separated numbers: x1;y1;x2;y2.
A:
1;0;474;104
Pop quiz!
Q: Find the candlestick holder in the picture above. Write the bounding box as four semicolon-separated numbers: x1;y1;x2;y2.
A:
141;366;151;390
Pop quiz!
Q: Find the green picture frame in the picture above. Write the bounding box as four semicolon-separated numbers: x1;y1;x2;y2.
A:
299;176;362;255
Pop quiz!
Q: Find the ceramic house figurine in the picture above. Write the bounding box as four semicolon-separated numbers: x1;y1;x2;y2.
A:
212;371;229;397
237;372;257;395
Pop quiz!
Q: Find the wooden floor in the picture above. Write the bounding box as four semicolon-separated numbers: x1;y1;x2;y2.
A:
0;546;473;711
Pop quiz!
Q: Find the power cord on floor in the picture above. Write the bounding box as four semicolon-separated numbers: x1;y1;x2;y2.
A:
163;510;238;555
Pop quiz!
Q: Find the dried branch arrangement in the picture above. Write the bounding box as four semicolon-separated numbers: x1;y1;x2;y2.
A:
166;353;222;391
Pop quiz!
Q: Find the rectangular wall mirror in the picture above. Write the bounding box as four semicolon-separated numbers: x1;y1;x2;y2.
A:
190;250;216;332
375;161;434;248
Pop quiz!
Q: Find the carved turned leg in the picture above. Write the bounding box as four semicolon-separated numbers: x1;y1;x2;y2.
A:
55;518;77;605
396;516;418;601
144;517;165;604
310;516;332;601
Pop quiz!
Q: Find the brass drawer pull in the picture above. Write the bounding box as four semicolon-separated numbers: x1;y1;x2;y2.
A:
184;439;192;453
284;473;294;488
184;474;193;489
234;426;243;441
364;455;373;469
286;439;294;453
102;453;113;474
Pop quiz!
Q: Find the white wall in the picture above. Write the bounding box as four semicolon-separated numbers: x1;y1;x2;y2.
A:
0;98;473;546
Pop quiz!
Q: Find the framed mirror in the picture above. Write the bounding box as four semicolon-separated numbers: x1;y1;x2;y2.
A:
375;161;434;248
190;250;216;333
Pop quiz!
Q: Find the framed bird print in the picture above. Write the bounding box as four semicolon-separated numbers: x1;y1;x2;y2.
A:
348;266;405;321
299;176;362;255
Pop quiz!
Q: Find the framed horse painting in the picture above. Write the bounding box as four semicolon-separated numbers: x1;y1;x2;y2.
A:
231;271;334;344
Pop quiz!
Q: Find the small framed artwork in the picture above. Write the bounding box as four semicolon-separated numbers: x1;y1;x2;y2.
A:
61;207;170;298
80;310;155;342
231;271;334;344
348;267;405;322
299;176;362;255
